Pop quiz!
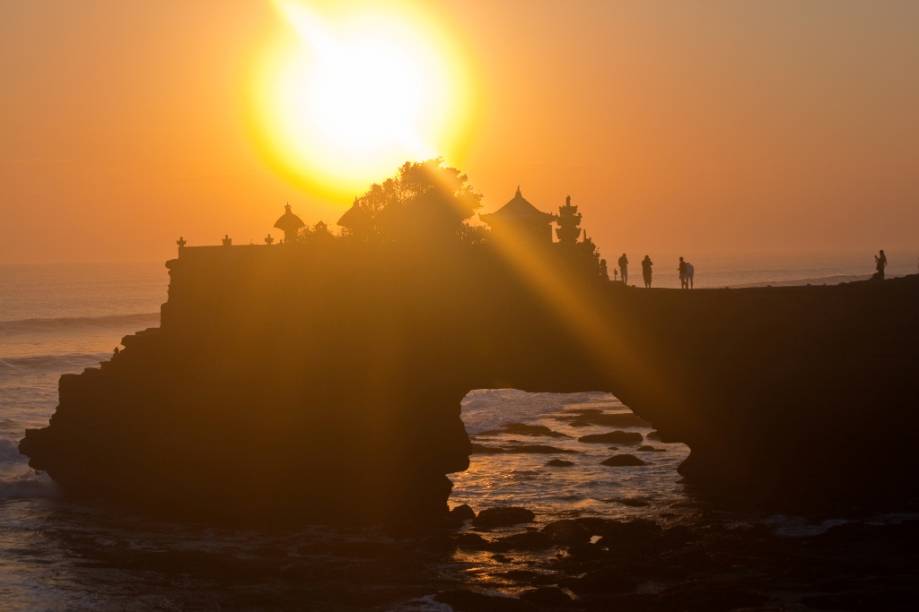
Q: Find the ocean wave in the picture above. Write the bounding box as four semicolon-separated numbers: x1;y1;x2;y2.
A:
0;352;109;374
0;471;57;499
729;274;872;288
461;389;613;435
0;313;159;336
0;438;23;464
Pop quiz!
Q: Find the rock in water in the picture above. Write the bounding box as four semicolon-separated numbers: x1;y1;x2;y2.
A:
546;458;575;467
578;431;644;445
519;587;573;606
481;423;569;438
18;248;473;524
559;412;650;428
474;507;536;528
449;503;476;523
18;233;919;519
601;454;646;466
542;519;591;546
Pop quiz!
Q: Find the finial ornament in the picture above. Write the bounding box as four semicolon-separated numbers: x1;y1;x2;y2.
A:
566;195;571;206
176;236;187;249
515;185;522;198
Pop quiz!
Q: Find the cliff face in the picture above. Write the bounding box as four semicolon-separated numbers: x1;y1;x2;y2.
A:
19;241;919;521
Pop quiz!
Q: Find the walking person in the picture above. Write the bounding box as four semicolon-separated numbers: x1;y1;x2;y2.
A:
618;253;629;285
641;255;653;288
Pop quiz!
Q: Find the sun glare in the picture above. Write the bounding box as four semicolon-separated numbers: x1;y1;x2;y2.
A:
252;0;472;199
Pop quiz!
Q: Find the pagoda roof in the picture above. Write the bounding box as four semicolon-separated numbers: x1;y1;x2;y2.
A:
274;204;305;232
479;187;556;226
337;201;368;229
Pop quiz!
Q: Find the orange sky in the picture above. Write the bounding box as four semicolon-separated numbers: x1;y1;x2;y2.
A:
2;0;918;264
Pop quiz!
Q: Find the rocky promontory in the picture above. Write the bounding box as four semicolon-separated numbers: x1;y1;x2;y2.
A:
19;233;919;521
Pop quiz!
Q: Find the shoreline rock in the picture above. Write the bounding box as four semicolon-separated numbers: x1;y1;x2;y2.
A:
473;507;535;529
578;431;644;445
601;454;646;467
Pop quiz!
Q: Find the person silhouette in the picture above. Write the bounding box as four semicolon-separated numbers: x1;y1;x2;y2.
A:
678;257;694;289
874;249;888;280
641;255;653;288
618;253;629;285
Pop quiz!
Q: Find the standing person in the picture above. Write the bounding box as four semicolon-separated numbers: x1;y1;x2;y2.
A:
874;249;888;280
641;255;653;288
678;257;687;289
618;253;629;285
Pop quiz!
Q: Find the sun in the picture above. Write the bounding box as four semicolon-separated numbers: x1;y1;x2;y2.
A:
251;0;472;199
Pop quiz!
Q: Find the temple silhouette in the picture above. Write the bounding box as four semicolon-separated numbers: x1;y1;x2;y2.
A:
19;161;919;523
480;187;556;244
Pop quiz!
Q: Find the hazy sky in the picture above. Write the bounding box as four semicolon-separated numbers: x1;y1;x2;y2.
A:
2;0;918;264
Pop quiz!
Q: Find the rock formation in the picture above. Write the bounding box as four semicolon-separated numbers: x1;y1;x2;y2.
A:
19;235;919;521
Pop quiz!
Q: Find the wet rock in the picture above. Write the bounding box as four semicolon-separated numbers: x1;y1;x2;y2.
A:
519;587;573;606
546;458;575;467
578;431;643;445
564;541;607;561
542;519;591;546
500;569;538;582
618;497;649;507
473;506;536;529
575;517;662;542
456;533;489;550
504;444;577;454
449;503;476;523
560;412;651;428
493;530;552;551
435;590;534;612
594;519;663;552
601;454;646;466
482;423;569;438
562;407;603;415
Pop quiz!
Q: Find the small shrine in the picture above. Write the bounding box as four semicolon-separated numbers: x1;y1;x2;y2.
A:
274;204;305;244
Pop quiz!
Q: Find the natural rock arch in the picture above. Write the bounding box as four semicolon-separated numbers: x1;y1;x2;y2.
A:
20;244;919;522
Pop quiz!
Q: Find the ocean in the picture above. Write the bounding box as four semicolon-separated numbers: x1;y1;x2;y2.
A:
1;255;916;610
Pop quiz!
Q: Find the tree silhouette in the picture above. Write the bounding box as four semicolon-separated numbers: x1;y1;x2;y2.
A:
338;159;482;244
